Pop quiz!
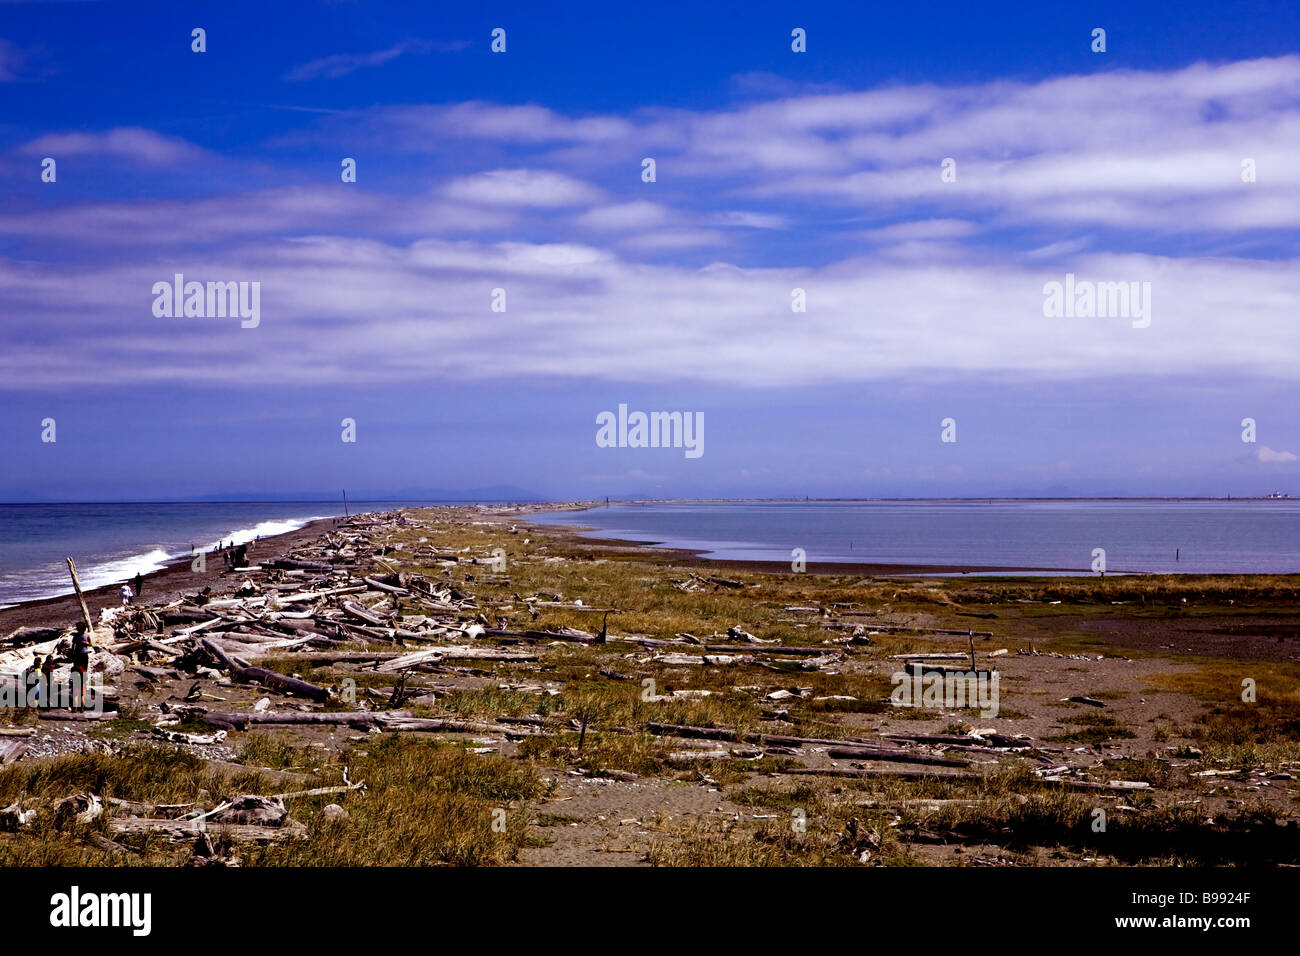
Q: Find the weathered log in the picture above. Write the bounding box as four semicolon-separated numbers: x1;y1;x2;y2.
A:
779;767;984;782
906;661;996;678
199;638;330;702
887;732;1029;749
65;557;96;638
203;711;385;731
87;832;145;856
483;627;595;644
341;601;389;627
0;739;28;764
4;626;64;646
333;622;402;644
363;576;409;596
200;709;532;739
826;747;969;767
833;622;994;637
643;723;962;767
376;647;538;671
269;559;334;572
109;816;307;843
1065;695;1106;707
268;651;404;665
267;780;365;801
37;710;119;721
700;644;830;657
1037;776;1151;793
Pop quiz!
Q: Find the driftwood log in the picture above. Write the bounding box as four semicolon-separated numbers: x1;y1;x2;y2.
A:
644;722;970;766
199;638;330;702
109;816;307;843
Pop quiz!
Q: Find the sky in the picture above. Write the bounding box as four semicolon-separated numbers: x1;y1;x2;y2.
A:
0;0;1297;501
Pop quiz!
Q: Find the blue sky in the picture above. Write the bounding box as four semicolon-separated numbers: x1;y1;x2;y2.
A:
1;0;1298;501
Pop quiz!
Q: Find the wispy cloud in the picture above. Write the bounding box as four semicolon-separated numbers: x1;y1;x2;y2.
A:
284;38;468;81
331;57;1300;236
18;127;206;165
4;56;1300;394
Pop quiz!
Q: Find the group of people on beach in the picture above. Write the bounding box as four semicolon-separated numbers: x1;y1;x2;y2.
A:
21;622;94;711
219;540;252;569
119;571;144;606
203;537;259;573
117;535;263;607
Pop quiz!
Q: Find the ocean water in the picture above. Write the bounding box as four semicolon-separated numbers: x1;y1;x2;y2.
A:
0;501;432;609
529;500;1300;575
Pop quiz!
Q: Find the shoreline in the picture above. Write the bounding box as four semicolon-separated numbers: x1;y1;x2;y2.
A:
520;506;1268;579
523;516;1085;577
1;501;1298;869
0;516;345;634
4;499;1298;633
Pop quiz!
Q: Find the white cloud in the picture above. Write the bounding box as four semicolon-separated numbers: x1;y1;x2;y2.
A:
575;201;669;231
6;56;1300;393
710;210;788;229
349;56;1300;232
1;236;1298;390
0;186;518;243
18;128;206;165
443;169;603;207
1258;446;1299;462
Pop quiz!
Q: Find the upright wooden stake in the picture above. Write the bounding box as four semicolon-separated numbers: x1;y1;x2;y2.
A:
66;557;95;638
343;489;349;518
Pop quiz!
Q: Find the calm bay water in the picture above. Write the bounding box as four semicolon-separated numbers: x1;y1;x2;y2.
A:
530;500;1300;575
5;499;1296;611
0;501;433;608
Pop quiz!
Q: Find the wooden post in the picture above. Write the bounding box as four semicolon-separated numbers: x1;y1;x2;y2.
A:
66;557;95;638
343;489;349;518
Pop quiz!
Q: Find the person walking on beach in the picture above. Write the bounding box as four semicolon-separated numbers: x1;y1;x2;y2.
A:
23;652;41;707
132;572;143;599
39;654;57;708
69;625;92;712
119;582;133;605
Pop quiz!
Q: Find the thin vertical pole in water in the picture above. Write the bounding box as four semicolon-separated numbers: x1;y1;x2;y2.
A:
65;557;95;638
343;489;349;518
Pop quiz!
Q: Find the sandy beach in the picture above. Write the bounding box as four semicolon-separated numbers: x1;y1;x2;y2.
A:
1;502;1297;869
